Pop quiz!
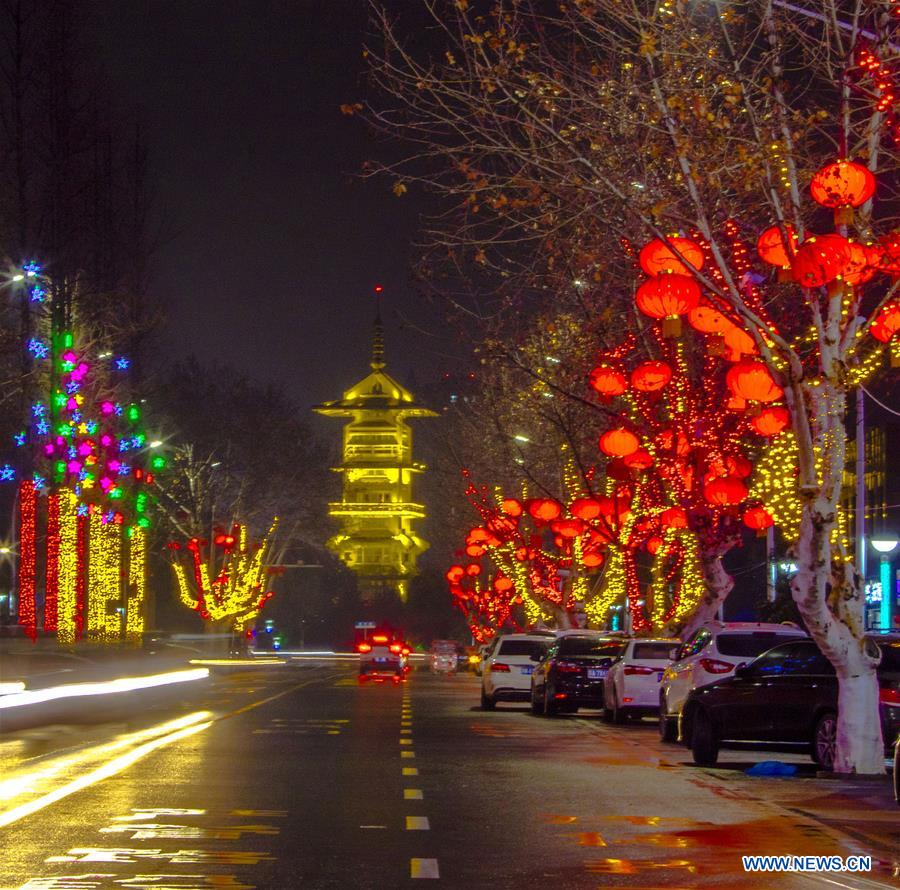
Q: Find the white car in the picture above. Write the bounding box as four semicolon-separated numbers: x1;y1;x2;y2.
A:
658;622;807;742
481;633;552;710
603;637;680;723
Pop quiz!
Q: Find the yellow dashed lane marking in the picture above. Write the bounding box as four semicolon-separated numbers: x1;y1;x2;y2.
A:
404;789;423;800
402;768;418;776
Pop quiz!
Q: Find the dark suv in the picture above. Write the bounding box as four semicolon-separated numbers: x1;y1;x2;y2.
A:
531;633;627;717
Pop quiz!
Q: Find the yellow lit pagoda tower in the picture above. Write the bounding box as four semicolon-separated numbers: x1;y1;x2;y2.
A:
314;310;436;601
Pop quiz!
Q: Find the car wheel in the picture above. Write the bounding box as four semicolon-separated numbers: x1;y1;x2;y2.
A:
543;686;558;718
610;691;626;724
480;686;496;711
812;712;837;770
659;709;678;743
530;684;543;716
690;709;719;766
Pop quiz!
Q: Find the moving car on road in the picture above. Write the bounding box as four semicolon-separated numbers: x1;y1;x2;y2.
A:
658;622;807;742
603;637;680;723
680;637;900;770
358;633;406;682
481;633;552;710
531;633;627;717
430;640;459;674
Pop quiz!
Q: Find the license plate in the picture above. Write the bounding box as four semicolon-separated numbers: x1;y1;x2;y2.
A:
521;666;534;675
375;657;389;663
587;668;607;680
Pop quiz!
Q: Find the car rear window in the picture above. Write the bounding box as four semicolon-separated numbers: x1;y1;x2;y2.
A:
876;641;900;672
716;632;805;657
498;639;548;657
632;642;679;660
558;638;625;657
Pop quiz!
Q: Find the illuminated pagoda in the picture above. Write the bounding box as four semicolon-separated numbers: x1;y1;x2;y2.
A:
314;309;436;601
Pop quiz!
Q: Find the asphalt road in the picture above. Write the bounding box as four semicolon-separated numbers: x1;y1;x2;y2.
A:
0;663;897;889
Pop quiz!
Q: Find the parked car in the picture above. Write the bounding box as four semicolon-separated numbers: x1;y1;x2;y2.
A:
531;633;628;717
659;622;808;742
603;637;680;723
680;637;900;769
481;633;553;710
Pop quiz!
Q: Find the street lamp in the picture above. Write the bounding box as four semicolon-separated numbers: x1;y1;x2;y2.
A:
872;535;898;631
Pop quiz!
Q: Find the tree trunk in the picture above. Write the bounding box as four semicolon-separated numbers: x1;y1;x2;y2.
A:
679;545;735;640
834;667;885;775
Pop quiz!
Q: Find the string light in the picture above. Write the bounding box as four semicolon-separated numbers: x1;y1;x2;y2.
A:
56;489;81;645
17;481;37;641
87;509;122;642
126;526;147;643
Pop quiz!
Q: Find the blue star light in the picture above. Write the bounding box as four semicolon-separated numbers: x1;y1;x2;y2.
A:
76;503;89;517
32;473;46;491
31;402;45;418
13;432;26;447
0;465;16;482
117;464;131;477
35;421;50;435
114;356;130;371
27;339;49;359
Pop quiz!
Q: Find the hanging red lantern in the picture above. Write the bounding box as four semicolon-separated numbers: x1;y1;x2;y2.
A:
467;527;492;543
656;428;690;456
494;576;514;592
725;453;754;479
501;498;523;517
465;563;481;576
726;360;783;403
551;518;586;539
743;505;774;535
645;536;664;556
588;364;627;398
635;274;701;336
570;497;602;520
841;241;876;287
527;498;562;522
703;475;748;506
446;565;465;583
582;551;604;568
809;160;875;224
638;237;705;276
599;428;640;457
623;448;654;470
791;234;851;288
661;506;688;529
756;224;798;271
723;324;758;360
688;304;731;334
873;231;900;275
631;360;672;392
465;543;485;557
870;301;900;342
751;406;790;436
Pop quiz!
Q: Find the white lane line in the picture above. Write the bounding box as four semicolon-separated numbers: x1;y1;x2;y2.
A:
402;767;418;776
404;789;424;800
360;824;387;829
406;816;430;830
411;858;439;879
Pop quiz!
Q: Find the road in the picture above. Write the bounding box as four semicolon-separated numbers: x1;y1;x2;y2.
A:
0;662;897;889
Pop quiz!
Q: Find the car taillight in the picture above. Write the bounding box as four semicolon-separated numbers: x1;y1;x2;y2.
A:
699;657;734;674
390;644;402;654
372;634;388;643
490;662;510;672
401;647;410;655
879;687;900;706
555;661;582;673
358;643;372;653
624;665;657;675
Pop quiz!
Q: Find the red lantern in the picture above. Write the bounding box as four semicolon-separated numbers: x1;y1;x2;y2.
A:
873;231;900;275
646;536;664;555
756;224;798;269
743;505;774;534
589;364;627;398
465;563;481;576
725;454;754;479
635;274;701;336
599;428;640;457
582;551;604;568
688;304;731;334
494;576;514;592
631;360;672;392
551;518;586;538
623;448;654;470
723;324;758;360
570;498;602;520
791;234;851;288
703;475;748;506
870;301;900;342
446;565;465;583
726;360;783;403
638;237;704;276
842;241;876;287
656;428;690;456
527;498;562;522
465;543;485;558
661;506;688;529
751;406;790;436
501;498;523;517
467;527;492;543
810;160;875;224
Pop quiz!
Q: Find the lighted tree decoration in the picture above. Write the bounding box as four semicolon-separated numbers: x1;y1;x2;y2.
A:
170;519;279;634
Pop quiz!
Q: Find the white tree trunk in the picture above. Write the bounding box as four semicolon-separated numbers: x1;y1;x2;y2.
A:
834;667;885;775
678;544;735;640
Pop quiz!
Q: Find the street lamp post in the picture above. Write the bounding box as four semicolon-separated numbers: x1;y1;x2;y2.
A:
872;536;898;631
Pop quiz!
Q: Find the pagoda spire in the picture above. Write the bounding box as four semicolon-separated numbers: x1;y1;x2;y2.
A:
371;293;385;370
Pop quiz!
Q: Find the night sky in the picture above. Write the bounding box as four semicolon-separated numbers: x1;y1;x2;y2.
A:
88;1;451;410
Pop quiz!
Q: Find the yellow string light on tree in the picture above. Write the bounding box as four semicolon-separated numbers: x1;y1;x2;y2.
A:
125;526;147;643
56;489;80;645
87;509;122;642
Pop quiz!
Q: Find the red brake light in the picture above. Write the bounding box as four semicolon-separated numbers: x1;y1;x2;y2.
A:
555;661;583;673
372;634;388;643
879;687;900;706
490;662;511;672
389;643;402;654
624;665;657;675
699;657;734;674
358;642;372;653
401;647;410;655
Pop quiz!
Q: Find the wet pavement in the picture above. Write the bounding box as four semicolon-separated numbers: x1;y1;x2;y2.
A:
0;663;896;889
